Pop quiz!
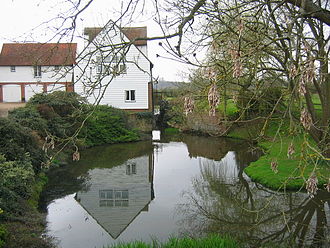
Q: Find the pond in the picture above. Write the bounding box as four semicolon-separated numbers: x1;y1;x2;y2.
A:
40;132;330;248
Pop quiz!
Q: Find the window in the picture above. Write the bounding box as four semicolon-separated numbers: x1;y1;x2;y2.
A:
126;163;137;175
54;65;60;72
96;55;126;75
99;189;129;207
34;65;42;78
10;66;16;72
125;90;135;102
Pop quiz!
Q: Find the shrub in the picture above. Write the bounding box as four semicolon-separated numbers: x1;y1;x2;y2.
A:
26;91;88;140
27;91;86;117
237;87;282;118
0;224;8;248
82;105;139;146
8;106;48;136
0;154;35;199
0;118;46;172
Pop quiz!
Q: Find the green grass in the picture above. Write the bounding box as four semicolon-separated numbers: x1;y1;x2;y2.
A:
217;99;239;119
163;128;180;134
108;235;239;248
244;120;330;190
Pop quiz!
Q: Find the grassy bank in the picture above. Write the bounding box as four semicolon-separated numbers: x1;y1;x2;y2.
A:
108;235;239;248
229;120;330;190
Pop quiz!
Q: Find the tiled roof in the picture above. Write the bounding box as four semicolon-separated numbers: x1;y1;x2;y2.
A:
84;26;147;46
121;27;147;46
0;43;77;66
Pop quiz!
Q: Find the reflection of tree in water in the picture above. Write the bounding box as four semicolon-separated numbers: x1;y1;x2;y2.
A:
177;153;330;247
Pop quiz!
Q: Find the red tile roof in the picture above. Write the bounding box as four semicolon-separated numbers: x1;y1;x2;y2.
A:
121;27;147;46
84;26;147;46
0;43;77;66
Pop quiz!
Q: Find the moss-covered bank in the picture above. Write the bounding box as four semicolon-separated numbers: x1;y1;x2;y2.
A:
228;120;330;191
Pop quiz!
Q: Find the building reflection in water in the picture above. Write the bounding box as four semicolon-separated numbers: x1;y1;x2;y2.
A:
75;153;154;239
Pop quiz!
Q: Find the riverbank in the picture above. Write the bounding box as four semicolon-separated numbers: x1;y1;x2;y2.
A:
227;120;330;191
107;235;238;248
0;91;153;248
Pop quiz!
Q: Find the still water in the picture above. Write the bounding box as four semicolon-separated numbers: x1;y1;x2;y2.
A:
41;132;330;248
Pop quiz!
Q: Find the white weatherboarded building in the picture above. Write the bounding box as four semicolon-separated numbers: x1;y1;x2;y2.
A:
74;21;153;111
0;43;76;102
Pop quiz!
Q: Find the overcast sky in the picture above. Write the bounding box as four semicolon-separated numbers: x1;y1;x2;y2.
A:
0;0;193;81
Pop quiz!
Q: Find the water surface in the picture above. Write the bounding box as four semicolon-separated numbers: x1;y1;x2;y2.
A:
41;133;330;248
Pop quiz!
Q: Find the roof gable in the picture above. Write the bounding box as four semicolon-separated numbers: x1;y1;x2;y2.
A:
0;43;77;66
84;26;147;46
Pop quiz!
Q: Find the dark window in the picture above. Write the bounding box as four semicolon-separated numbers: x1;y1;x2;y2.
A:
10;66;16;72
125;90;135;101
34;65;42;77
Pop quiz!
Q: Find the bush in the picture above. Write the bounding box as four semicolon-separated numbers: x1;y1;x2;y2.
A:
8;106;48;136
0;224;8;248
0;155;35;199
27;91;86;117
82;105;139;146
0;118;46;172
25;91;88;140
237;87;282;118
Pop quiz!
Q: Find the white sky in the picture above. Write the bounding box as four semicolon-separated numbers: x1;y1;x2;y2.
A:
0;0;194;81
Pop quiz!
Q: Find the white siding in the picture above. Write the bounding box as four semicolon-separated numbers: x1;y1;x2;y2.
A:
3;85;21;102
47;83;66;93
25;84;43;101
0;65;73;83
74;23;151;109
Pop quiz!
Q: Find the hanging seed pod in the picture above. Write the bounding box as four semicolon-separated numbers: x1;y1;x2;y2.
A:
289;64;298;79
208;83;220;117
183;96;194;116
306;173;318;198
237;18;244;37
325;178;330;192
271;159;278;174
298;58;315;96
298;78;307;96
287;142;295;158
42;135;55;152
72;151;80;161
229;47;243;78
300;108;313;130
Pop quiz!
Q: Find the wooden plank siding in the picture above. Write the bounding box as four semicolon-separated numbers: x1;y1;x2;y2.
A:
74;23;152;111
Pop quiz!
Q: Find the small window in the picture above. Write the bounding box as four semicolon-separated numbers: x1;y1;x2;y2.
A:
10;66;16;72
54;65;60;71
34;65;42;78
125;90;135;102
126;163;137;175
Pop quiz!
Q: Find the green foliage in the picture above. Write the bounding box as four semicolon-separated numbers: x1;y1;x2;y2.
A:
82;105;139;146
0;118;46;172
27;173;48;209
0;154;35;199
0;224;8;248
156;100;171;127
217;99;239;119
27;91;86;117
136;111;154;120
25;91;87;139
108;235;239;248
237;87;282;118
164;128;180;134
8;106;48;135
